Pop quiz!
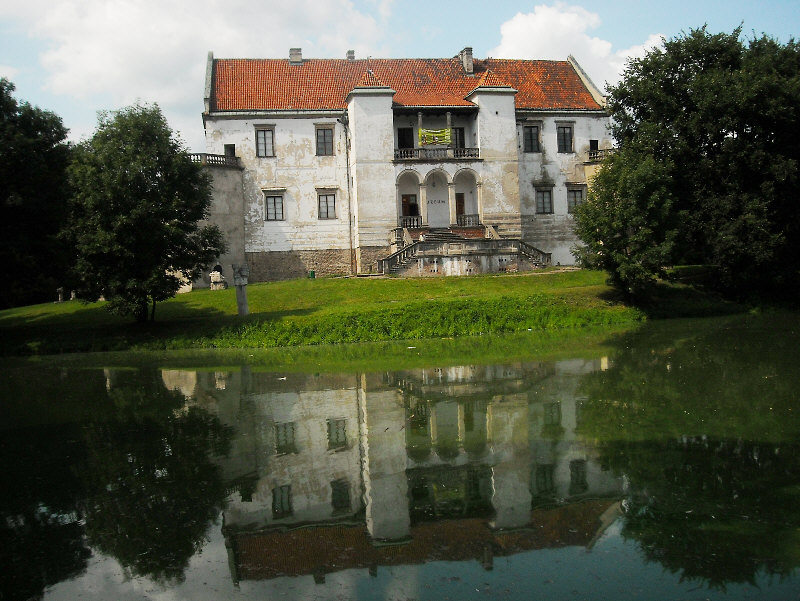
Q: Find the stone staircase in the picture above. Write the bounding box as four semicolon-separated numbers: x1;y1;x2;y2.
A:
419;228;466;244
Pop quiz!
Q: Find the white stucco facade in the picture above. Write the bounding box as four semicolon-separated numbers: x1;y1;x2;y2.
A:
201;49;613;280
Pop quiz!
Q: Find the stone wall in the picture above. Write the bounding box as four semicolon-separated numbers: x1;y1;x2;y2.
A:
246;249;352;280
358;245;392;274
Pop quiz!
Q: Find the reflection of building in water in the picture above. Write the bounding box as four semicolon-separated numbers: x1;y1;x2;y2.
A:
160;358;621;584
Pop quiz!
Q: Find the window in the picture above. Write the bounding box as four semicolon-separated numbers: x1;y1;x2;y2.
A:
523;125;540;152
535;464;555;495
397;127;414;149
569;459;588;495
544;402;561;426
224;144;236;157
535;189;553;214
318;193;336;219
567;188;585;213
274;421;296;454
272;485;292;518
557;124;573;153
316;127;334;155
327;418;347;450
264;194;284;221
452;127;465;149
331;479;350;511
256;129;274;157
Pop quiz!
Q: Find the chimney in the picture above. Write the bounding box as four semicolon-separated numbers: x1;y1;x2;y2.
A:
346;49;355;61
289;48;302;65
459;47;473;75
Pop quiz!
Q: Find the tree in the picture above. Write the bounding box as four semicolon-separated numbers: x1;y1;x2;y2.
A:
66;104;225;321
0;79;71;308
575;28;800;300
574;149;677;299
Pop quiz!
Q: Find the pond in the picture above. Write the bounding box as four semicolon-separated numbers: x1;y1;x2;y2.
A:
2;311;799;600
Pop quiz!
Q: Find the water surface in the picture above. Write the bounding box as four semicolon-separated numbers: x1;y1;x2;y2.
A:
2;312;799;600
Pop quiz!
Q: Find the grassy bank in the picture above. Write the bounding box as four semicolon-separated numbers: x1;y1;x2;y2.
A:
0;269;743;356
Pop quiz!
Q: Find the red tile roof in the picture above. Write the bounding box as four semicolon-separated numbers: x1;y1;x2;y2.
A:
231;500;616;581
210;57;602;112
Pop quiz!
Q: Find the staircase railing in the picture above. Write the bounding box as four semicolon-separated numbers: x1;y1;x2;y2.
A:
378;241;421;274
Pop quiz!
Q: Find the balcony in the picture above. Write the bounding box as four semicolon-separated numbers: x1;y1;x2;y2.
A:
456;214;480;227
189;153;242;168
586;148;615;163
394;147;480;161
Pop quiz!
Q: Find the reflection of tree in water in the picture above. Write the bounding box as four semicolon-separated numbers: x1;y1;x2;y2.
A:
78;373;232;584
577;314;800;589
0;424;90;601
608;437;800;589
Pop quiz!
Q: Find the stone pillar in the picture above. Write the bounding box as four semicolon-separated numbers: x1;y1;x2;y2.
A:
448;182;457;226
477;182;484;224
232;264;249;316
419;184;428;226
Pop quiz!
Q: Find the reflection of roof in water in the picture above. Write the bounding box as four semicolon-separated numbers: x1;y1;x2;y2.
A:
229;499;618;581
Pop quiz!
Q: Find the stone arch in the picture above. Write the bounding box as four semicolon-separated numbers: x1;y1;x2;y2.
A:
453;169;480;223
397;170;422;227
424;169;451;228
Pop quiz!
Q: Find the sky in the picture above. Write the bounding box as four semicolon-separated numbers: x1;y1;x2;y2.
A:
1;0;797;152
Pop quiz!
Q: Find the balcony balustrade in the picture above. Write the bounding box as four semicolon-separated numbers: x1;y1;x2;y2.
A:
189;153;242;168
399;215;422;228
456;214;480;227
394;147;480;161
586;148;615;162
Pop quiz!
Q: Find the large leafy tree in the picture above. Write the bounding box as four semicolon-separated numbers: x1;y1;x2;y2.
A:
66;104;225;321
574;149;676;298
575;28;800;300
0;79;71;308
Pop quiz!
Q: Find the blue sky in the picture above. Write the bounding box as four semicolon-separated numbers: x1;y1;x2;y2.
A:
1;0;797;151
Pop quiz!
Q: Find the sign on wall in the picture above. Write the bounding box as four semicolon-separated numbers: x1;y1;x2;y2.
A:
418;128;452;146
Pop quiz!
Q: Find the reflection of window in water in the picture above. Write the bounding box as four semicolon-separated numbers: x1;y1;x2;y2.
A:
464;400;475;432
274;422;296;455
544;402;561;426
327;418;347;450
331;479;350;512
272;484;292;518
535;464;555;495
409;403;429;433
575;400;585;426
569;459;588;495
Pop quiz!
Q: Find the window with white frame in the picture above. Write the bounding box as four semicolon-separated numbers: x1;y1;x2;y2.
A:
264;193;284;221
316;126;334;155
256;128;275;157
535;189;553;214
557;124;574;153
567;187;585;213
318;193;336;219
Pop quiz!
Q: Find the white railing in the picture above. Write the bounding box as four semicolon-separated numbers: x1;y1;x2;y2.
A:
394;147;480;160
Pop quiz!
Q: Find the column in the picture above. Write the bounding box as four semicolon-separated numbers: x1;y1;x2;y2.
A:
420;184;428;226
448;182;457;226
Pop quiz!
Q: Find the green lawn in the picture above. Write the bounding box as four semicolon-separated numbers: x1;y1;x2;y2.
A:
0;269;742;356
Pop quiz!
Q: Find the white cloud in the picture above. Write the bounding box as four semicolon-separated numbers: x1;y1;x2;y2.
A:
488;2;663;93
0;64;19;80
1;0;392;149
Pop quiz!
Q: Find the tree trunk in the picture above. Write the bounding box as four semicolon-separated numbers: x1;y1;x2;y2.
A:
150;298;157;321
